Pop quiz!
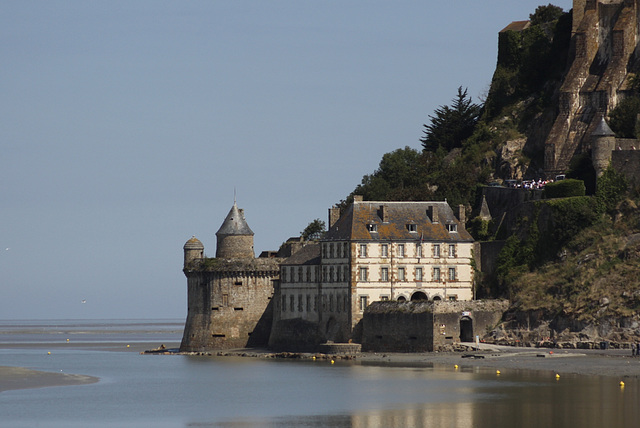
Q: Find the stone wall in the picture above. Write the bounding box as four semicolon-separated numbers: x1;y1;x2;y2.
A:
612;150;640;185
180;258;279;351
361;300;509;352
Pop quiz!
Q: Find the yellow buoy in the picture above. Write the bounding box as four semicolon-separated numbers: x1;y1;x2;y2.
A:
454;364;459;369
331;359;335;364
620;381;625;388
556;374;560;380
312;356;316;360
496;370;501;375
66;338;69;342
126;344;130;348
47;352;51;355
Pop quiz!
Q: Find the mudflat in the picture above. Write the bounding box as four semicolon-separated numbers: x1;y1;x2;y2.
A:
0;366;98;393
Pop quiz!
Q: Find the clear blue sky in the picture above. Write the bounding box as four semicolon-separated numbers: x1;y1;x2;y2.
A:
1;1;573;319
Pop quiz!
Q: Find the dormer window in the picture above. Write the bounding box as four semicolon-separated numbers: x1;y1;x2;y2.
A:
367;224;378;232
407;224;417;233
447;223;457;232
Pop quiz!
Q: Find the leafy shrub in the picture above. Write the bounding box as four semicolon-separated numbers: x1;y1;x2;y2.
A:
544;179;585;198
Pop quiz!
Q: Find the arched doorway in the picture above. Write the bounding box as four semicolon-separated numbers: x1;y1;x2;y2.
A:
410;291;428;301
396;296;407;302
432;295;442;301
460;316;474;342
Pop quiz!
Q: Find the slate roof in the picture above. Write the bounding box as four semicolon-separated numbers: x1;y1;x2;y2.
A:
324;201;473;243
282;242;320;266
500;21;530;33
592;116;615;137
216;202;254;236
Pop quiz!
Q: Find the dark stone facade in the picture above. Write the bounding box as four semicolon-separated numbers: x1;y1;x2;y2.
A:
362;300;509;352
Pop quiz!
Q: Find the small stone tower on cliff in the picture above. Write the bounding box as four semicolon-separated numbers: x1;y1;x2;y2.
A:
215;202;254;259
591;116;616;177
183;236;204;267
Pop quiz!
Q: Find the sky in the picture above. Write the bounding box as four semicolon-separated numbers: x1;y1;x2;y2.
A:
1;1;573;320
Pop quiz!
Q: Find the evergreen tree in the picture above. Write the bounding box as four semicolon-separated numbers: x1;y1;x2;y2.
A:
420;87;481;152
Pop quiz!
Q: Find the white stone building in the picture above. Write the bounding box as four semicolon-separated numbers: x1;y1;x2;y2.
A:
274;196;475;344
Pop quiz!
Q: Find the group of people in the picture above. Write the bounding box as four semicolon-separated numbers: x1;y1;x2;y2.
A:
631;343;640;356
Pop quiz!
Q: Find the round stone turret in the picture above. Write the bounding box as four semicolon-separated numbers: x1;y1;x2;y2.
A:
592;116;616;177
215;202;254;259
183;236;204;267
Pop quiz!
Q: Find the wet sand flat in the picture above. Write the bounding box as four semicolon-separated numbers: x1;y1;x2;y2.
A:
0;366;99;392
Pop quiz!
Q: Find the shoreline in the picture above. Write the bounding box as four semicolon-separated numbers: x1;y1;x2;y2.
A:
178;345;640;379
0;366;99;393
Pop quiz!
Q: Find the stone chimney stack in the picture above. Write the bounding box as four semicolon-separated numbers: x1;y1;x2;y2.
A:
429;206;439;224
458;204;466;225
379;205;387;222
328;206;340;228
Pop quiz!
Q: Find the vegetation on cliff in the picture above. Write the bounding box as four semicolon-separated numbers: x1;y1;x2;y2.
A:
334;3;640;328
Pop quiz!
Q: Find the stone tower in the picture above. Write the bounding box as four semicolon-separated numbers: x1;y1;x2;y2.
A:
591;116;616;177
183;236;204;267
215;202;254;259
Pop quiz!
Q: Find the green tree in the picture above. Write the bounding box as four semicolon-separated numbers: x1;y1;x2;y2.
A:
529;4;564;26
301;219;326;241
608;96;640;138
421;87;481;152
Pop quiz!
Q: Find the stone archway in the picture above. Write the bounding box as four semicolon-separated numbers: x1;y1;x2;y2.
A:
432;295;442;301
460;316;474;342
410;291;428;301
396;296;407;302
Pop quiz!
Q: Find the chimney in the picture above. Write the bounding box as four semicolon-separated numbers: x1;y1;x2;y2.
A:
328;206;340;228
353;195;363;203
458;204;466;224
378;205;387;222
429;206;439;224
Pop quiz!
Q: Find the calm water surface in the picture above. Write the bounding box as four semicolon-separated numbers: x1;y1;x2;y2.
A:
0;320;638;427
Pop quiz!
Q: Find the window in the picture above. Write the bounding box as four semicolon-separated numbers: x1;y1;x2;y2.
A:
322;244;327;259
306;295;311;312
313;295;318;312
282;295;287;312
398;244;405;257
329;294;334;312
359;267;368;281
448;244;456;258
381;295;389;301
398;267;405;281
416;244;422;258
290;295;295;312
336;295;341;313
367;224;378;232
433;267;441;281
381;244;388;257
359;295;368;311
447;223;458;232
298;294;303;312
306;267;311;282
329;266;334;282
337;266;341;282
407;224;417;232
381;267;389;282
449;267;456;281
281;268;287;282
323;266;327;282
298;267;303;282
290;267;295;282
222;294;229;306
433;244;440;258
329;243;334;259
343;242;348;258
415;267;423;281
360;244;367;257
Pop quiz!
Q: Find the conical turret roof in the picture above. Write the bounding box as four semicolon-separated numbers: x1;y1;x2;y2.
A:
592;116;615;137
216;202;254;236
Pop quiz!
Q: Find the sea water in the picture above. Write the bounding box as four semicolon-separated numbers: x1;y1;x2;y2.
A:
0;320;638;427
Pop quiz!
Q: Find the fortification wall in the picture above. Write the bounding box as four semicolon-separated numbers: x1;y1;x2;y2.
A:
361;300;508;352
612;150;640;184
180;258;279;351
